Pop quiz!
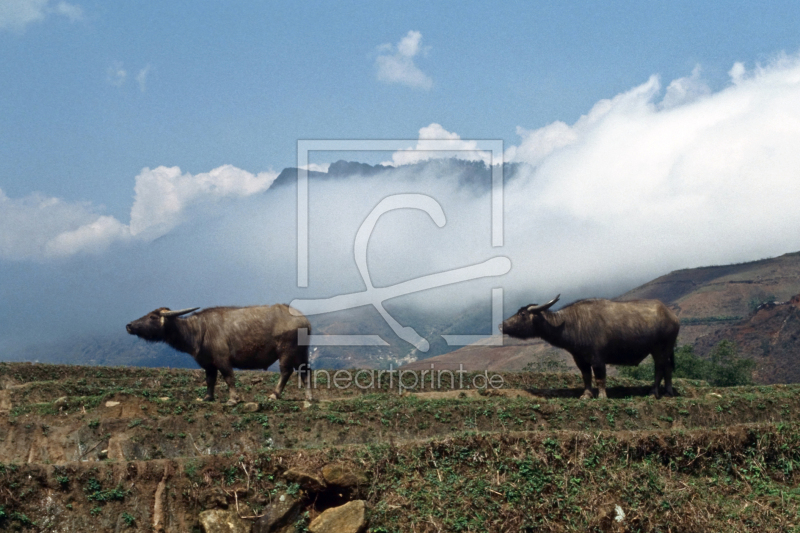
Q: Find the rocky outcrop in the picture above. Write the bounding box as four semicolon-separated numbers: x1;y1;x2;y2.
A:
308;500;367;533
198;509;250;533
252;493;304;533
321;463;368;497
284;468;325;492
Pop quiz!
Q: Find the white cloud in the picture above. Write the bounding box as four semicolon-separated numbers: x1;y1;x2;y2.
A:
503;56;800;288
375;30;433;90
53;1;81;21
659;64;711;109
384;123;492;166
107;61;127;87
43;215;130;258
128;165;278;239
136;65;150;92
0;0;82;32
0;165;278;260
729;62;746;84
0;189;127;260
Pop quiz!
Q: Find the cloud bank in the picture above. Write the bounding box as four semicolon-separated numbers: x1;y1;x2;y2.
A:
3;53;800;351
500;54;800;295
375;30;433;90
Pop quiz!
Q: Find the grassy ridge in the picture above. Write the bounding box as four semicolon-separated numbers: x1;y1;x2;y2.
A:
1;363;799;531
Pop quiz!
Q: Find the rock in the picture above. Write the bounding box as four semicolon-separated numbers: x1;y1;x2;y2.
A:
159;397;171;401
322;463;368;491
252;493;303;533
308;500;367;533
241;402;260;413
284;468;325;492
198;509;249;533
105;401;120;407
54;397;69;410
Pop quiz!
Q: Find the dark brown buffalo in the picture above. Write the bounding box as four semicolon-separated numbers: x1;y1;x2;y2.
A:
501;295;679;399
126;305;312;406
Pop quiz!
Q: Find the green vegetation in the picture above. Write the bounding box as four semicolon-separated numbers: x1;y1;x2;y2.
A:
619;340;755;386
121;512;135;527
680;316;743;325
83;478;127;502
748;293;777;313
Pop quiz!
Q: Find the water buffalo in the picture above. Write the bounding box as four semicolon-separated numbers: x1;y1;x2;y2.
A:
126;305;312;406
500;295;680;399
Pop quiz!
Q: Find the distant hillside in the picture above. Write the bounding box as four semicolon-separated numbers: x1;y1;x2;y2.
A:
7;334;197;369
618;250;800;344
405;251;800;383
271;159;526;192
691;294;800;384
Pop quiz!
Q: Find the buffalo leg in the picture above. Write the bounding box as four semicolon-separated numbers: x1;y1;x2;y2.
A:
592;364;608;399
576;360;594;399
269;366;293;400
652;346;675;398
299;363;313;402
663;363;674;397
651;364;664;399
203;367;218;402
219;367;240;406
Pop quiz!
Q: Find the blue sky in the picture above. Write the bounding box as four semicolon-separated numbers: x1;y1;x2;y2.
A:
3;1;799;215
2;1;800;352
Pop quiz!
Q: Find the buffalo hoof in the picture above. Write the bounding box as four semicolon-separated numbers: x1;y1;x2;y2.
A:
598;390;608;400
649;388;661;399
580;390;594;400
202;395;214;402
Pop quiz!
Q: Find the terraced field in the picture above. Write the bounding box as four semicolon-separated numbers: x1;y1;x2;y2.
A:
1;362;799;532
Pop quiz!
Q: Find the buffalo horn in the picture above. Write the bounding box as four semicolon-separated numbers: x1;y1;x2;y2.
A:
159;307;199;318
527;294;560;313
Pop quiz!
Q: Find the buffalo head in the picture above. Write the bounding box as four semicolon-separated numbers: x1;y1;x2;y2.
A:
499;295;560;338
126;307;199;341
